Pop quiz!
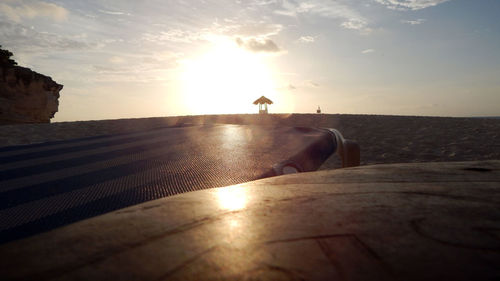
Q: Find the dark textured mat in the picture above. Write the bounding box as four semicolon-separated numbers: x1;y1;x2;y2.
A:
0;124;336;243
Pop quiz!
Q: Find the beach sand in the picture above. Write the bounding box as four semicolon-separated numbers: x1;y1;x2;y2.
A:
1;114;499;169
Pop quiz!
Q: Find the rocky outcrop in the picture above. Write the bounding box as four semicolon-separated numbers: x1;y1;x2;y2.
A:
0;66;63;124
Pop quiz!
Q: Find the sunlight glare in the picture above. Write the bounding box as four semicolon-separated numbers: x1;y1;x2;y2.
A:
179;37;279;114
216;186;247;211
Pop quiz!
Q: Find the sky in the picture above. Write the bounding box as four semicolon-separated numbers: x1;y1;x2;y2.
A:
1;0;499;121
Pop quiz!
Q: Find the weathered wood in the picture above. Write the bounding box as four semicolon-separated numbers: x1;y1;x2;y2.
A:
0;160;499;280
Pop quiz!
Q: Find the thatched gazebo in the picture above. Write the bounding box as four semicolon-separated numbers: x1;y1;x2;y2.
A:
253;96;273;114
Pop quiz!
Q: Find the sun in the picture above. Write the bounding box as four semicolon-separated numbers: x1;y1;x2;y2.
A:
178;37;280;115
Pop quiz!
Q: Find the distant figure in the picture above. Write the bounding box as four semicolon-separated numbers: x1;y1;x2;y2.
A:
253;96;273;114
317;106;321;114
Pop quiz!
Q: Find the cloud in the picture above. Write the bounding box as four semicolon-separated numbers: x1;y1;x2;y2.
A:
299;36;315;43
276;82;298;91
91;51;181;83
0;21;89;52
142;29;206;44
0;0;68;22
276;79;319;92
236;37;281;53
401;19;426;25
273;0;369;31
341;19;368;30
253;0;278;5
305;80;319;87
374;0;452;11
219;21;283;38
98;9;131;16
109;56;125;64
142;21;283;46
362;48;375;54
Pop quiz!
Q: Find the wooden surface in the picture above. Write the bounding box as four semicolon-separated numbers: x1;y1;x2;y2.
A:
1;160;499;280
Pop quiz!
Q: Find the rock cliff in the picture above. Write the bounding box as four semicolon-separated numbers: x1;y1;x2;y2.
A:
0;66;63;124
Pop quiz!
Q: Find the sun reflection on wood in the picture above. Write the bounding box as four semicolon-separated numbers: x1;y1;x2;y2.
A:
216;186;248;211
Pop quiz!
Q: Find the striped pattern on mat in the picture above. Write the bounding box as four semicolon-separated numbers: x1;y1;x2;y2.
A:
0;124;335;243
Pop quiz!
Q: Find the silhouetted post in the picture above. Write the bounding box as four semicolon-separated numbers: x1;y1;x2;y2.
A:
317;106;321;114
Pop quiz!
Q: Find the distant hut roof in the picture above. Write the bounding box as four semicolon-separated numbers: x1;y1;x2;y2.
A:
253;96;273;105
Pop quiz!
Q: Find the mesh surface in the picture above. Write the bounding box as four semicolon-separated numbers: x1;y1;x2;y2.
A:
0;124;335;243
